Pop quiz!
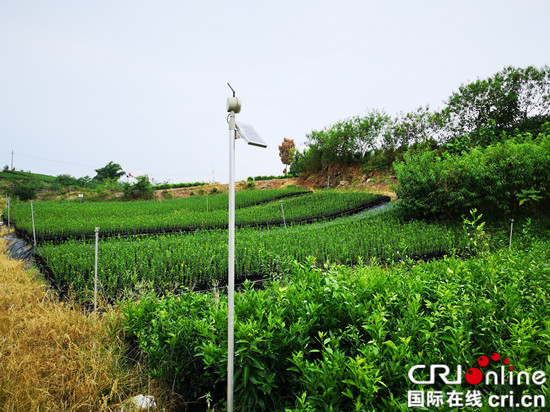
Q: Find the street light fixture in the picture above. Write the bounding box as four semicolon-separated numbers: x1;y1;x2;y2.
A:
226;83;267;412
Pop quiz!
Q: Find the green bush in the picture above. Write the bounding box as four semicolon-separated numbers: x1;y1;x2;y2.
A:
122;176;154;200
394;128;550;218
38;208;463;300
153;181;206;190
122;238;550;410
8;181;37;201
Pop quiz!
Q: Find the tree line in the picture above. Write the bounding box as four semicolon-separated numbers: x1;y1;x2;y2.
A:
286;65;550;174
4;161;157;201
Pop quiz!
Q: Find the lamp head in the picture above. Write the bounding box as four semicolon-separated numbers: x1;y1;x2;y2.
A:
226;97;241;113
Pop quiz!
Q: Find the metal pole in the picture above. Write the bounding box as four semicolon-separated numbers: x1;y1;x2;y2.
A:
6;196;10;232
227;110;236;412
94;227;99;312
280;200;286;226
31;201;37;246
509;219;514;250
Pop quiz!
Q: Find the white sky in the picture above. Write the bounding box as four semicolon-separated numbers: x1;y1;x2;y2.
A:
1;0;549;183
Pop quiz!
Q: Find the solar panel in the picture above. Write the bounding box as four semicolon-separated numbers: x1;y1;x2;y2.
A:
235;122;267;148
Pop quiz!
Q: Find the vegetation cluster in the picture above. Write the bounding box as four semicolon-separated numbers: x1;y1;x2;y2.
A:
289;66;550;175
36;208;463;299
122;228;550;410
1;161;207;202
395;126;550;218
7;186;314;242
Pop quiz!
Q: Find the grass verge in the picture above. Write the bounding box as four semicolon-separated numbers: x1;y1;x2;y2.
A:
0;228;172;411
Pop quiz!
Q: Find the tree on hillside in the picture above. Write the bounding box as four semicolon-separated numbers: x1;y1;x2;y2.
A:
352;110;392;154
76;176;92;187
122;175;154;200
440;65;550;144
391;106;443;147
8;182;37;201
294;109;392;172
290;66;550;175
278;138;296;174
55;174;78;191
93;161;125;182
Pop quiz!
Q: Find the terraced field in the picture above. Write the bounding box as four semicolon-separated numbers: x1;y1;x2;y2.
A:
0;188;464;301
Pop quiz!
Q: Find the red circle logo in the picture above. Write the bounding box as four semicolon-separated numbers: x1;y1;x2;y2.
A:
465;368;483;385
477;355;489;367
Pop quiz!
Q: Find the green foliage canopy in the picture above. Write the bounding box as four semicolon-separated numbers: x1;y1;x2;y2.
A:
93;161;125;182
291;65;550;174
122;176;154;200
394;126;550;218
121;237;550;410
441;66;550;145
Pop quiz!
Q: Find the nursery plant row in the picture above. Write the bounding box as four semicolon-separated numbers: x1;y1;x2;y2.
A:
35;212;467;300
12;190;386;243
120;237;550;410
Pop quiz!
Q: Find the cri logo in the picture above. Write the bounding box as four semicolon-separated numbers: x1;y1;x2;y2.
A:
465;352;511;385
408;352;546;386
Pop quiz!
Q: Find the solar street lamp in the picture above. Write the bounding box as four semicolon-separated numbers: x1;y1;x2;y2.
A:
226;84;267;412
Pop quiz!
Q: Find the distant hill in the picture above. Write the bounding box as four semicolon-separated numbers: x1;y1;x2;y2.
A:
0;170;57;184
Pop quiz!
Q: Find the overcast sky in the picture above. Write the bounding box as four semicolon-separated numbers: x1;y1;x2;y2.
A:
1;0;549;183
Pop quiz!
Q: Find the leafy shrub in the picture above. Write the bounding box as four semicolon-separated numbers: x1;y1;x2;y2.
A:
394;129;550;218
122;176;154;200
462;208;490;256
248;174;295;181
153;181;207;190
37;194;449;298
122;238;550;410
13;187;313;242
8;182;37;201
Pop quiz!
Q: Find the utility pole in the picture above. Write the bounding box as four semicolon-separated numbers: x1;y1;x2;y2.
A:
11;150;14;170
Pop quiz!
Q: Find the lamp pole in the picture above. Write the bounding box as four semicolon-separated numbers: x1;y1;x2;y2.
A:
226;87;241;412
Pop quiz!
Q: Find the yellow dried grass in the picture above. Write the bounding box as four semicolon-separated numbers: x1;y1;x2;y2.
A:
0;229;171;411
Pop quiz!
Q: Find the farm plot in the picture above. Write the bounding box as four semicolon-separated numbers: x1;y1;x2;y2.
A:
11;190;386;242
35;212;467;300
9;187;309;241
120;239;550;411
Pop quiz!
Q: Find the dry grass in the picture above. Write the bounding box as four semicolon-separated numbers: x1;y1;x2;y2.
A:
0;228;172;411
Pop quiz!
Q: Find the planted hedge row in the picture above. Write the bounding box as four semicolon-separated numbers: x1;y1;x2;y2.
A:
7;187;305;241
121;238;550;410
35;212;466;299
12;191;384;243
